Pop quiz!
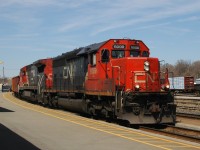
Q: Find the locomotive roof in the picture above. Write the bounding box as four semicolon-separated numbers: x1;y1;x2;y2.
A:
77;41;106;55
20;64;32;71
53;41;106;60
53;48;82;61
33;58;51;65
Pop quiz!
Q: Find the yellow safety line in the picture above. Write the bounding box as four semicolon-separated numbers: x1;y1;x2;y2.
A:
159;145;191;147
3;93;200;150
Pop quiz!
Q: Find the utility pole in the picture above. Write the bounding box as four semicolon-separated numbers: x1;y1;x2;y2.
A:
3;66;4;84
0;60;4;84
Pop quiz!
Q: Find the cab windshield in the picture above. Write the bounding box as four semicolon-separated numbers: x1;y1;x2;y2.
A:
112;50;125;58
130;50;140;57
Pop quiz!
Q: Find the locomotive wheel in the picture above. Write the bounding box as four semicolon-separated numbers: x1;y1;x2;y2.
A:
52;99;58;108
48;100;53;108
89;107;96;116
42;96;49;107
48;97;58;108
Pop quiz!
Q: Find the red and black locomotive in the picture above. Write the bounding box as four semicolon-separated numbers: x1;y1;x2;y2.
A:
12;39;176;125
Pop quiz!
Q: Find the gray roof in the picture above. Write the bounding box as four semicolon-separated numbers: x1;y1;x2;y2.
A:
53;40;107;61
53;48;82;61
77;41;107;55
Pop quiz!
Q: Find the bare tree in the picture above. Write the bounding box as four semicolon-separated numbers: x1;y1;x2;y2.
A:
161;59;200;79
189;60;200;79
174;60;191;76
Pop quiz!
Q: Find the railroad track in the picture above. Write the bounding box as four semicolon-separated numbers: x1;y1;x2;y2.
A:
177;113;200;119
140;125;200;144
174;97;200;116
175;93;198;97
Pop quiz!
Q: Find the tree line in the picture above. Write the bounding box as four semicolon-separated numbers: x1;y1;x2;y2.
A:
0;77;11;85
161;60;200;79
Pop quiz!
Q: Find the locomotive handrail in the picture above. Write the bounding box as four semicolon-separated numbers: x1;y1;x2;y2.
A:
112;66;121;86
38;75;44;94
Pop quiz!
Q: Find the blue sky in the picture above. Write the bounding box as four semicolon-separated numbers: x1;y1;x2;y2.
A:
0;0;200;77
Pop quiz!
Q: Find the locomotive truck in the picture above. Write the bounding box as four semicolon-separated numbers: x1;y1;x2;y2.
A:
12;39;176;125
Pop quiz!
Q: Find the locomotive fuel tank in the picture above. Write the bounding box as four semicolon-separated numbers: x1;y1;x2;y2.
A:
57;98;86;113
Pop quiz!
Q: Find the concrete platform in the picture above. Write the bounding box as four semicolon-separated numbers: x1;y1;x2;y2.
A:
0;123;40;150
0;93;200;150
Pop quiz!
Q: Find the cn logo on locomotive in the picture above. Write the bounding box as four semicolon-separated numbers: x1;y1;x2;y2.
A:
63;66;72;79
134;71;155;83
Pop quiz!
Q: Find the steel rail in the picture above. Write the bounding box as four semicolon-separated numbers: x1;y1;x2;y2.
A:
140;124;200;144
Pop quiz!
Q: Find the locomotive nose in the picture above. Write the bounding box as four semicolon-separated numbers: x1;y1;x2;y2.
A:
126;58;160;92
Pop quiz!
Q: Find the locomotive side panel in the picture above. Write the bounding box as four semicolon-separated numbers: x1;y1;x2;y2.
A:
28;65;38;87
19;65;31;87
43;60;53;89
53;50;87;93
67;56;87;92
53;56;65;91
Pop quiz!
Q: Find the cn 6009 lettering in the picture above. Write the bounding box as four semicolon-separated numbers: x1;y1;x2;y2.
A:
12;39;176;125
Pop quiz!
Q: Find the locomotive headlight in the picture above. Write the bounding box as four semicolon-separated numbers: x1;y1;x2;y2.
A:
165;85;170;91
144;61;150;71
166;85;170;89
135;84;140;90
162;84;170;91
144;66;149;71
144;61;149;66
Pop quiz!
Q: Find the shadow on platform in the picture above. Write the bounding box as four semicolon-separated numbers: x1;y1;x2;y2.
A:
0;124;40;150
0;107;14;112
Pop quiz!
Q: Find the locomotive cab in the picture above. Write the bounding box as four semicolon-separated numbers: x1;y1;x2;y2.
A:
85;39;176;124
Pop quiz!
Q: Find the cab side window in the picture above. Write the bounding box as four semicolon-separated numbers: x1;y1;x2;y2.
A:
142;51;149;57
101;49;109;63
89;53;96;66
